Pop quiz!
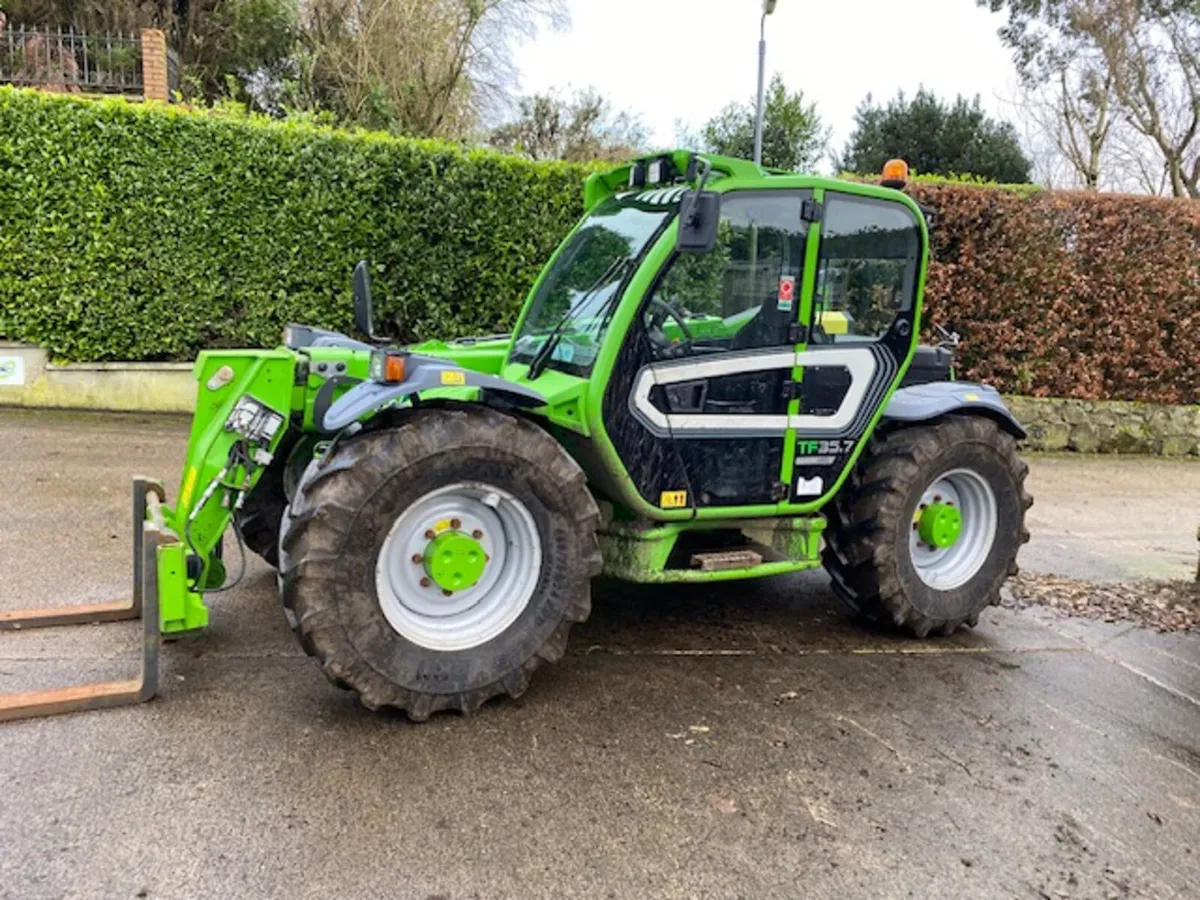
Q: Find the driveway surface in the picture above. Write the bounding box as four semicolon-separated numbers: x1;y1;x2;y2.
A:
1;410;1197;899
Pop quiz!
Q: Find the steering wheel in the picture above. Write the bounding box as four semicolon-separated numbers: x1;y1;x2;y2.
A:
646;297;695;359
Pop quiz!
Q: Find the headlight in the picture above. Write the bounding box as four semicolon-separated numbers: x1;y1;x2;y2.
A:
369;350;408;383
225;395;284;444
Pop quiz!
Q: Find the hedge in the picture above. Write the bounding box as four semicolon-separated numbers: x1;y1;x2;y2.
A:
1;88;1197;404
0;88;590;361
912;184;1200;405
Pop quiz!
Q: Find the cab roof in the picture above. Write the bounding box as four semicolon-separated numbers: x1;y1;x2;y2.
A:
583;149;916;217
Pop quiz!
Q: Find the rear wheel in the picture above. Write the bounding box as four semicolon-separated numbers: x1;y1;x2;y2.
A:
823;416;1032;637
278;404;602;720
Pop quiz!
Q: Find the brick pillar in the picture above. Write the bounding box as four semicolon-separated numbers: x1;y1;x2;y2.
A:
140;29;169;102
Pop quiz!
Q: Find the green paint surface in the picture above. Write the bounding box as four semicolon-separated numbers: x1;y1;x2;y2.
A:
425;532;488;592
598;515;826;583
918;502;962;549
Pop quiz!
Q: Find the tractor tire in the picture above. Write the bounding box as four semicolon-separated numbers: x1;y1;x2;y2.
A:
236;432;302;569
278;404;602;721
822;415;1032;638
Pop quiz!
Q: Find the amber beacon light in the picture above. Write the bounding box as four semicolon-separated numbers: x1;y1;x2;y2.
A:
881;159;909;189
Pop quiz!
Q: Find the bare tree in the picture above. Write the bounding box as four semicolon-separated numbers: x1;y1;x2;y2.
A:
982;0;1200;197
1106;120;1172;194
1081;0;1200;197
1010;59;1114;189
302;0;565;139
1053;62;1114;188
487;88;647;162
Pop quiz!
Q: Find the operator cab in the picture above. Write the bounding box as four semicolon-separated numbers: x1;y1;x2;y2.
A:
507;150;935;514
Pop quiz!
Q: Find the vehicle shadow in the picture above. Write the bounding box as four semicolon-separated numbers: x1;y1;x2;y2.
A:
574;569;962;656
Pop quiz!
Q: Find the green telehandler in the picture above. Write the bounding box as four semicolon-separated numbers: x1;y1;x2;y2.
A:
0;152;1031;722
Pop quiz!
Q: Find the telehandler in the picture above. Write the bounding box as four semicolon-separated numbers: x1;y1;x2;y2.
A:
0;153;1031;722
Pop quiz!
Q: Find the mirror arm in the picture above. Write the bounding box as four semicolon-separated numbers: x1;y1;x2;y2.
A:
679;156;713;230
353;260;390;345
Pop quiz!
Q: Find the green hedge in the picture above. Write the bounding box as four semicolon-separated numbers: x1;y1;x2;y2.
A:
0;88;589;361
842;170;1044;197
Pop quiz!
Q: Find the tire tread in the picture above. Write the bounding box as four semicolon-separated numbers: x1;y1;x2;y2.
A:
279;404;601;719
823;415;1032;637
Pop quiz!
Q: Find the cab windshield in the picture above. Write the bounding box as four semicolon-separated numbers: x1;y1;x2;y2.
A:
510;192;674;375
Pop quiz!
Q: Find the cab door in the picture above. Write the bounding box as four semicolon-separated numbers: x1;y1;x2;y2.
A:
786;191;924;505
601;190;815;512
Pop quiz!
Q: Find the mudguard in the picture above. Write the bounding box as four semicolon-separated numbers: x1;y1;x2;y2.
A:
321;355;546;431
882;381;1026;439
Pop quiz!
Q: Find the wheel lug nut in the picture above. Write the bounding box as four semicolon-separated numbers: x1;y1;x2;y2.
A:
424;529;436;540
472;529;483;540
412;554;423;564
451;518;462;529
419;577;431;588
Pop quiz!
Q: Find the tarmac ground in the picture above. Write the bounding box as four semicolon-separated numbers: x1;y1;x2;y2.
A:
1;409;1197;899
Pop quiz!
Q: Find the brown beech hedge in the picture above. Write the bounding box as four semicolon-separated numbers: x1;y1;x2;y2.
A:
912;183;1199;405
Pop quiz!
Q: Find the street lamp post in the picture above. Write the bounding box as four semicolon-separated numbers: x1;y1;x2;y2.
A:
753;0;777;167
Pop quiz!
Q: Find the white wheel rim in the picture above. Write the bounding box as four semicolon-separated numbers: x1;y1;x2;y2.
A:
375;482;541;652
909;468;998;591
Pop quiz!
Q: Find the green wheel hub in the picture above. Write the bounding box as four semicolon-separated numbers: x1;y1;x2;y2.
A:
918;502;962;549
424;531;488;592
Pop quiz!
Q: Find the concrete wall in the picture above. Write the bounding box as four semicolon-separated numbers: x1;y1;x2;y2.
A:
0;344;195;413
1;344;1197;455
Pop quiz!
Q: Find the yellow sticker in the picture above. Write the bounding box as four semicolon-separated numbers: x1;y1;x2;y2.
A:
660;491;689;509
964;392;981;402
179;466;199;509
440;370;467;386
433;519;452;534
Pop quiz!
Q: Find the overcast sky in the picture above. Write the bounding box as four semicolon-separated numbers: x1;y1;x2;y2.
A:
514;0;1023;170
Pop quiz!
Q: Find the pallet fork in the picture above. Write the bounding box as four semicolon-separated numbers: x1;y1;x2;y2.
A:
0;478;166;722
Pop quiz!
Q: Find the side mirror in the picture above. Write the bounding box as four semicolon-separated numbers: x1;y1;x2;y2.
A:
352;260;381;341
676;191;720;253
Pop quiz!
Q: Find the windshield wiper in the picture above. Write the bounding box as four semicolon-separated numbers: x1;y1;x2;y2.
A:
527;255;633;380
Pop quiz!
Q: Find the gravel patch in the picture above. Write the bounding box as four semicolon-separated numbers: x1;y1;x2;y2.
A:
1005;573;1200;634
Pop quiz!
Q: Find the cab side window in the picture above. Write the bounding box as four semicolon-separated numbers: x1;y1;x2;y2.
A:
645;193;809;356
812;195;920;344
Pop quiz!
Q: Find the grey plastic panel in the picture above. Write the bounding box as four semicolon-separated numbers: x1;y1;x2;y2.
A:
311;333;373;351
283;324;372;351
321;355;546;431
882;381;1026;438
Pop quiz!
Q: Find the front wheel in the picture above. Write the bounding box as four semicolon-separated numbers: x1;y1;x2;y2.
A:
236;433;316;569
278;404;602;720
823;416;1032;637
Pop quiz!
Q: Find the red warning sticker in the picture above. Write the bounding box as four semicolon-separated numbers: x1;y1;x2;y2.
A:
777;275;796;311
